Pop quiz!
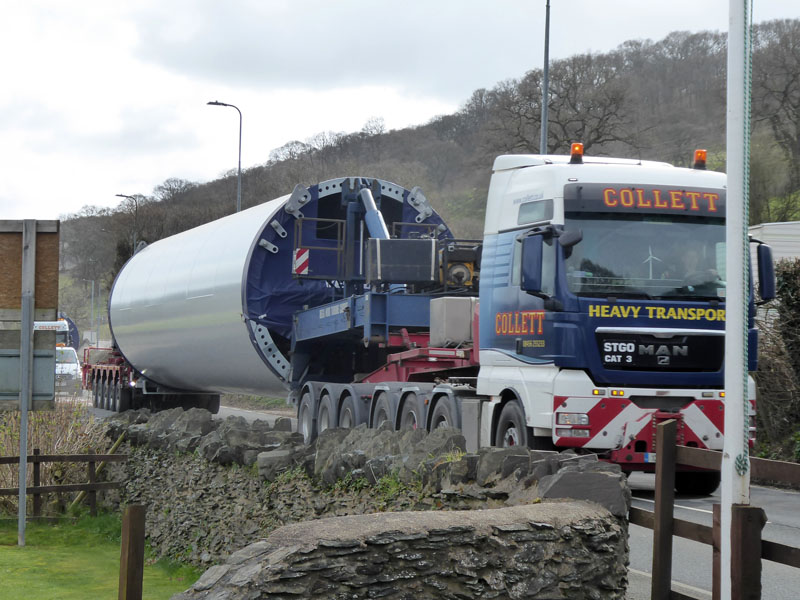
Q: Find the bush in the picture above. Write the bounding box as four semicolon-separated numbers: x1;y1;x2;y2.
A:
753;258;800;460
0;397;108;514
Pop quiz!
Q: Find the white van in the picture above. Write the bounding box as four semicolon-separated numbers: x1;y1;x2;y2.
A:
55;346;81;393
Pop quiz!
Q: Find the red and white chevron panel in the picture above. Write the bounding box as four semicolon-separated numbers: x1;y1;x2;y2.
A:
293;248;309;275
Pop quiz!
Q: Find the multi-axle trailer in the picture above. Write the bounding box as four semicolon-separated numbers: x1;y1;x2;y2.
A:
84;146;775;494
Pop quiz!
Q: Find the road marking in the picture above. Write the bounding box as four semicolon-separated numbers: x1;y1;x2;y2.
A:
628;567;712;598
634;497;713;515
633;497;773;524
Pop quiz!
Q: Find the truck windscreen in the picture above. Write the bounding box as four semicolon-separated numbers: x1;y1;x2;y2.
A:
563;213;726;300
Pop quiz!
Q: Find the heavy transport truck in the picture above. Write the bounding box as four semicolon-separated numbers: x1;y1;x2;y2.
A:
86;144;775;494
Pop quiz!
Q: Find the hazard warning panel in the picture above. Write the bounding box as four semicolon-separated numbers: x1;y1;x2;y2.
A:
293;248;309;275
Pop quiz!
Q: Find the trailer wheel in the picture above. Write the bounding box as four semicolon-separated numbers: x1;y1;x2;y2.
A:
399;394;421;430
298;392;316;444
675;470;720;496
495;401;528;447
99;379;107;410
371;392;392;428
119;387;131;412
317;394;335;434
112;381;121;412
430;399;456;430
92;374;100;408
338;396;357;429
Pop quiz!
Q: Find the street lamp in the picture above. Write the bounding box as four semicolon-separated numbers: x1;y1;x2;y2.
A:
540;0;551;155
115;193;139;252
207;100;242;212
82;279;95;345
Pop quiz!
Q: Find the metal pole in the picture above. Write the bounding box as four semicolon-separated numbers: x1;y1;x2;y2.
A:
18;219;37;546
90;281;95;344
207;101;243;212
723;0;752;597
539;0;551;155
236;107;242;213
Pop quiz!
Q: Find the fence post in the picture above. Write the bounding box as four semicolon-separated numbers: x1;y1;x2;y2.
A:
32;449;41;517
731;504;767;600
87;449;96;517
119;504;145;600
651;419;677;600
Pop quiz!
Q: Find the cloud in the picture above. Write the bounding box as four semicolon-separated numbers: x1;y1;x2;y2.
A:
127;0;800;106
126;0;541;102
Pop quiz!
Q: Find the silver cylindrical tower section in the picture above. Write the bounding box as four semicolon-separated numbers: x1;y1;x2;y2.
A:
109;177;451;397
109;196;289;395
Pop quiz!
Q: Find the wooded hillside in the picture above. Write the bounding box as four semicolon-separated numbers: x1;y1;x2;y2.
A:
60;19;800;321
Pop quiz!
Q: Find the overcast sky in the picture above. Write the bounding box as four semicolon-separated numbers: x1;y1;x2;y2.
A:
1;0;797;220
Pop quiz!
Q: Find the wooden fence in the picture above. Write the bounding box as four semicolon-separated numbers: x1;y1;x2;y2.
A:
0;449;128;517
629;420;800;599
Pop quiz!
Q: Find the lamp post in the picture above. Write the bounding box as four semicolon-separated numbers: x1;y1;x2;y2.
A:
82;279;95;344
540;0;551;155
115;193;139;253
207;100;242;212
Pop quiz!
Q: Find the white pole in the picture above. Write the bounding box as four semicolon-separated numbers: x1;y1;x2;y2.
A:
723;0;752;596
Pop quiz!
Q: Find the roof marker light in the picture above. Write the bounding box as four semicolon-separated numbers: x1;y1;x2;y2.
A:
693;149;707;170
570;143;584;164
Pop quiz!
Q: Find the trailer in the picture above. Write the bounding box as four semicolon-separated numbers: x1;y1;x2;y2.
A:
94;146;775;494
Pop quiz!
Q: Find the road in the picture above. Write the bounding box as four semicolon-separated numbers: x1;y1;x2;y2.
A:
86;399;296;430
626;473;800;599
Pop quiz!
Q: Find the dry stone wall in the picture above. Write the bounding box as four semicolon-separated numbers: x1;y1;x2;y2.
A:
101;408;631;598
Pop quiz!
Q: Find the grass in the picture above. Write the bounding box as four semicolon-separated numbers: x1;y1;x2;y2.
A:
0;513;202;600
219;393;293;413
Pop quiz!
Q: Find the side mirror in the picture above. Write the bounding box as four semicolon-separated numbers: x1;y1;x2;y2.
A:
521;235;543;293
558;228;583;248
756;243;775;303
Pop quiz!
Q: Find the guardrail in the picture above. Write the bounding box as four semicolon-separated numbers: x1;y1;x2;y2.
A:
629;420;800;599
0;449;128;517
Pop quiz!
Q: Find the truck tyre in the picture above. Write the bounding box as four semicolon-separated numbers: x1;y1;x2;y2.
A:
92;375;100;408
112;381;120;412
675;470;720;496
298;392;316;444
204;395;220;414
119;387;132;412
496;401;528;447
371;392;392;428
338;396;357;429
399;393;421;430
430;399;457;430
317;394;335;434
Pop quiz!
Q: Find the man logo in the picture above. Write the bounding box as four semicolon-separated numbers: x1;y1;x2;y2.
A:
639;344;689;357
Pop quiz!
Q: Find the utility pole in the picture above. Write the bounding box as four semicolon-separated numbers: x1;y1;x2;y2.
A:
539;0;551;155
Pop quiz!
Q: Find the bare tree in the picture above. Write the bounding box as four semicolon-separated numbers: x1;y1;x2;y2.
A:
546;52;632;154
753;19;800;191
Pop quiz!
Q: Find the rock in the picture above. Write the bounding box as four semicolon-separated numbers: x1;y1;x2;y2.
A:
273;417;293;432
258;449;296;481
173;408;217;437
312;428;352;477
539;469;631;518
475;447;529;487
